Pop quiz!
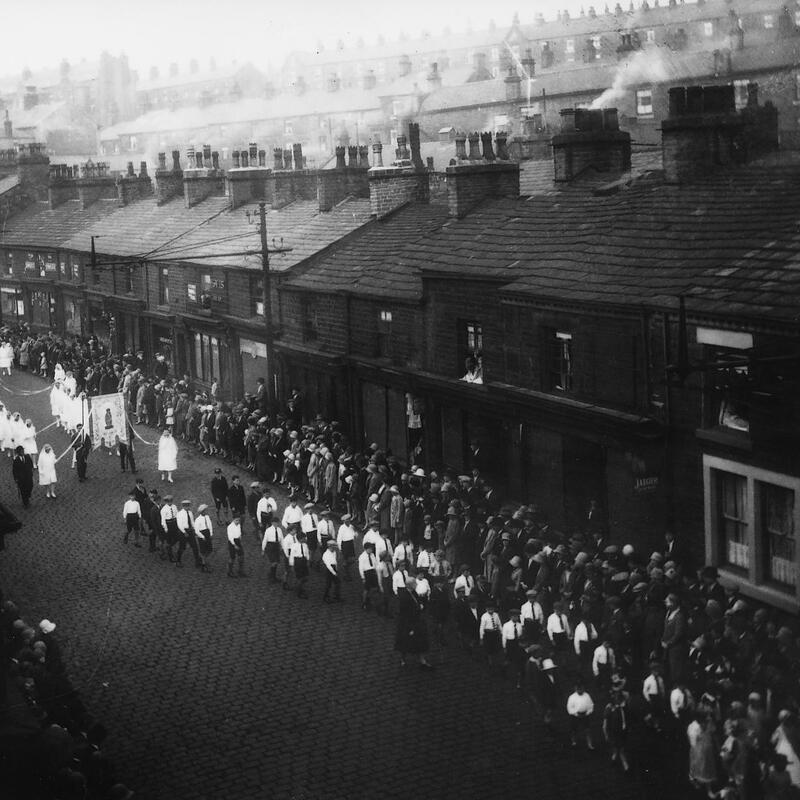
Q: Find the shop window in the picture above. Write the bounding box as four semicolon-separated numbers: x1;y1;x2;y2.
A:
377;309;392;357
1;287;22;319
704;455;800;608
762;483;796;587
547;330;573;392
193;332;220;383
158;267;169;305
459;320;483;383
636;88;654;117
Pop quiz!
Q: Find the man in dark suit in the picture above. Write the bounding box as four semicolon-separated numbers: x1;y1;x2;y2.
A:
453;589;481;654
12;446;34;507
73;424;92;482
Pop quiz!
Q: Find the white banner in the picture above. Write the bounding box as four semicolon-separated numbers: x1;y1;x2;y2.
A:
89;393;128;450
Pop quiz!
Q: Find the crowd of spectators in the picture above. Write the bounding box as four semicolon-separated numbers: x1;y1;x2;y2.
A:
0;594;133;799
3;325;800;798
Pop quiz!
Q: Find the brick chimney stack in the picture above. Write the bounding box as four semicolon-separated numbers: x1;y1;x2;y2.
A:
551;107;631;182
368;123;430;219
156;150;183;205
662;84;777;184
504;65;522;101
427;62;442;91
183;142;225;208
15;143;50;202
227;140;271;210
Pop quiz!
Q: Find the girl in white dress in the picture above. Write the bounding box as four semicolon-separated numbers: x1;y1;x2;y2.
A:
38;443;57;498
157;429;178;483
0;341;13;375
21;418;38;467
10;412;26;453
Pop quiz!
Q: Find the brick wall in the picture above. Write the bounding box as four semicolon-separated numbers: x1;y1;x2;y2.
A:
348;297;422;367
279;290;348;353
445;161;520;218
368;167;429;219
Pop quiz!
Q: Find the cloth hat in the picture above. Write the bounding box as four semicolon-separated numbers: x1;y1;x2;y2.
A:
340;514;352;522
181;499;191;505
603;545;619;555
649;551;664;563
303;503;315;510
622;544;635;557
633;582;648;593
250;481;260;488
39;619;56;634
369;493;379;502
389;485;400;493
541;658;557;671
525;588;537;597
508;608;521;616
197;504;208;513
413;468;425;477
163;494;173;501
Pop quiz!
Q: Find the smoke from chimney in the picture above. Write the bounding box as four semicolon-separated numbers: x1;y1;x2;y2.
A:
590;50;669;109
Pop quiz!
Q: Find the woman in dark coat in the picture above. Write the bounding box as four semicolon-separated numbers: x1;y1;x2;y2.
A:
394;577;433;669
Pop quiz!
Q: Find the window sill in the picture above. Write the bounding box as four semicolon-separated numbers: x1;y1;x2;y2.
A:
696;426;752;451
156;304;171;312
718;566;798;612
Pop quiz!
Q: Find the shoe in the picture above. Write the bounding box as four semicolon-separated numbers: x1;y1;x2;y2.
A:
419;662;435;671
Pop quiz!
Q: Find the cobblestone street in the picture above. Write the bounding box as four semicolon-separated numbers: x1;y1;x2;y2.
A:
1;370;680;800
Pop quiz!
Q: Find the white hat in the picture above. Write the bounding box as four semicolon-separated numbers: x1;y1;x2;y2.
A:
39;619;56;634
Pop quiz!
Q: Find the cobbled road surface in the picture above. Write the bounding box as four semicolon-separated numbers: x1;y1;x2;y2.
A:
0;370;684;800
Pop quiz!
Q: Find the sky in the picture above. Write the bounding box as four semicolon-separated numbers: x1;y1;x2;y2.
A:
1;0;600;79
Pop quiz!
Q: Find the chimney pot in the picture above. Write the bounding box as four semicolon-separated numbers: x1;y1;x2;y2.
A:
273;148;283;170
211;151;220;170
347;145;358;167
127;161;135;177
335;146;346;169
203;144;212;167
455;134;467;160
195;152;203;169
139;161;148;178
186;145;195;166
232;150;241;168
249;142;258;163
171;151;181;171
467;132;481;160
241;151;249;168
426;156;434;170
157;152;167;170
372;141;384;168
358;145;370;168
495;132;510;160
481;132;496;160
258;149;266;167
283;148;293;170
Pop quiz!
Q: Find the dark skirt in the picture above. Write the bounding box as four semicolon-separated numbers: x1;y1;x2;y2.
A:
341;539;355;560
166;521;180;546
198;533;213;556
362;569;378;590
306;530;319;550
294;556;309;580
483;630;502;656
264;541;281;564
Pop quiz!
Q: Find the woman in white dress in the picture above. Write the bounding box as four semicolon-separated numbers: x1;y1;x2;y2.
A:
158;429;178;483
0;404;8;455
21;418;38;467
10;412;26;453
0;341;13;376
53;362;66;384
38;443;57;498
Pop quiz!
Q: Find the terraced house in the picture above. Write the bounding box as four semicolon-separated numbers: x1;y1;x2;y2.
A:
2;86;800;609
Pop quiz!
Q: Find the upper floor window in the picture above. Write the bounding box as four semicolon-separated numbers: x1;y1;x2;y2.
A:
123;266;133;294
698;327;753;434
158;267;169;305
377;310;392;357
703;21;714;37
5;251;13;276
460;320;483;384
187;283;197;302
547;330;573;392
591;36;602;57
252;276;264;316
284;120;293;136
636;88;654;117
763;14;775;29
565;39;575;60
646;29;656;44
733;79;750;110
301;296;318;341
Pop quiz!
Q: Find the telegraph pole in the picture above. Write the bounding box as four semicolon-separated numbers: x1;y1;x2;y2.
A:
259;201;276;409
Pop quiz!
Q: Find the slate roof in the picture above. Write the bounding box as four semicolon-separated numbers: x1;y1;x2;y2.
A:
0;175;20;196
0;199;120;249
282;159;800;325
286;204;452;301
50;195;372;271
